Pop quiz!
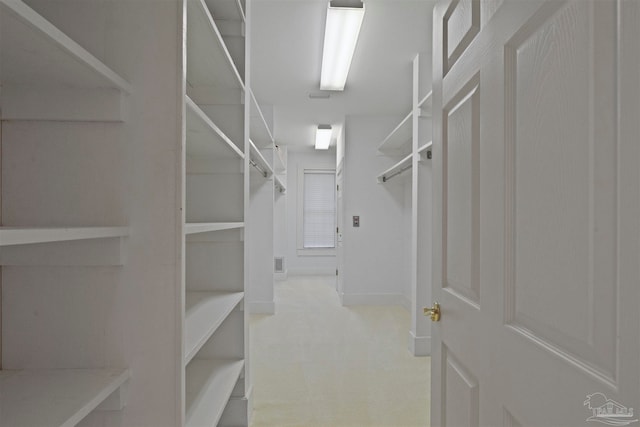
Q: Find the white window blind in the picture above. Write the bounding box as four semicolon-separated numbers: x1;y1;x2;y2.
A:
303;170;336;248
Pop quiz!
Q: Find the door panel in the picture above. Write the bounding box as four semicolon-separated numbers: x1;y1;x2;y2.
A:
444;77;480;307
444;0;480;73
443;347;480;427
480;0;504;27
505;0;618;382
431;0;639;425
502;409;522;427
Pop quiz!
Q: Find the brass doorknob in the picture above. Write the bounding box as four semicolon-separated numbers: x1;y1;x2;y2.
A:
423;302;441;322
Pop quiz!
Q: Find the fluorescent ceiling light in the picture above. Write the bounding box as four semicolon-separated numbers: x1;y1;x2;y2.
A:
320;3;365;91
315;125;333;150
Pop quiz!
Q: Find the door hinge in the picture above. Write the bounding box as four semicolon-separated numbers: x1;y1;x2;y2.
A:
336;269;338;276
336;227;339;233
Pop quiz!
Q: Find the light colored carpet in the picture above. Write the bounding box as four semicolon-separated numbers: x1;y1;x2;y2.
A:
249;276;430;427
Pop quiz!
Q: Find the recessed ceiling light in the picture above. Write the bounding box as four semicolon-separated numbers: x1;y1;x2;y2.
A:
320;2;365;91
315;125;333;150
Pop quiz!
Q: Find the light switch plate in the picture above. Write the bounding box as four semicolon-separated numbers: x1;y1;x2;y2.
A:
353;216;360;227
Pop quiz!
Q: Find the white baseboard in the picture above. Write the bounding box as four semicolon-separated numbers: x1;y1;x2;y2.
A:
338;291;345;306
274;271;288;281
408;330;431;356
219;385;252;426
248;301;275;315
340;292;408;307
288;268;336;276
246;384;254;426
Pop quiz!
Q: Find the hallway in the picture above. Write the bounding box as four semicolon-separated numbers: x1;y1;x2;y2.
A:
250;276;430;426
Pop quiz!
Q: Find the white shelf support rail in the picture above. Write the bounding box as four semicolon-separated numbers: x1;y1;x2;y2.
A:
249;89;274;147
186;96;245;159
234;0;246;21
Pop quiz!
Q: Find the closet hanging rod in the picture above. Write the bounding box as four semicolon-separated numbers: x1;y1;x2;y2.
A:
382;164;412;182
249;160;268;178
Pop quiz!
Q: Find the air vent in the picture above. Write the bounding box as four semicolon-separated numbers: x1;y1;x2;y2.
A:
330;0;364;7
274;257;285;273
308;92;331;99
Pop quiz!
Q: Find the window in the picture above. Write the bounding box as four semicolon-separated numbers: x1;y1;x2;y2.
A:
302;169;336;249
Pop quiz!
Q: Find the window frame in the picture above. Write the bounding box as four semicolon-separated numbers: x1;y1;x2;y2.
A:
297;166;337;257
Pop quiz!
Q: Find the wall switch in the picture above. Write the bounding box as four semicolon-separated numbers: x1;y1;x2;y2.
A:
353;216;360;227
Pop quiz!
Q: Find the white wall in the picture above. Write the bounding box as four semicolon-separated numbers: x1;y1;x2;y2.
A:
336;126;345;295
274;192;287;279
411;156;432;355
341;116;409;306
336;124;345;169
284;149;337;276
402;174;413;306
274;163;288;281
248;161;275;313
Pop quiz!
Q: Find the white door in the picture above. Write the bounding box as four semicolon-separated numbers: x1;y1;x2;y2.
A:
430;0;640;425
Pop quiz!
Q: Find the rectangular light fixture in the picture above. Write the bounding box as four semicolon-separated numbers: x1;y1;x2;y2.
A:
320;2;365;91
315;125;333;150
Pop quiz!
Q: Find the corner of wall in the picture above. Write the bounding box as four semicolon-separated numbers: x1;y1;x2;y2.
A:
248;301;275;315
408;330;431;357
